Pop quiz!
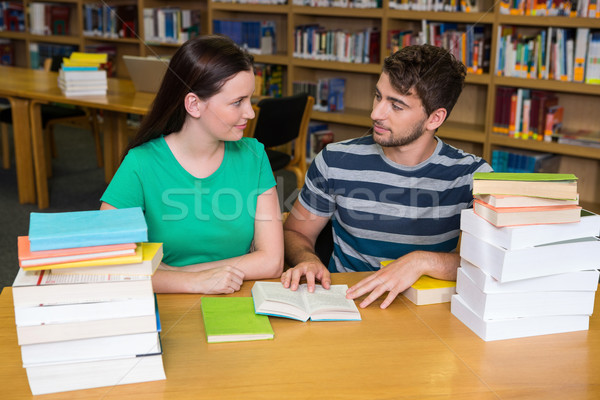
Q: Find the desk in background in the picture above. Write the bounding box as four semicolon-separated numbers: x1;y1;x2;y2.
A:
0;66;155;209
1;272;599;399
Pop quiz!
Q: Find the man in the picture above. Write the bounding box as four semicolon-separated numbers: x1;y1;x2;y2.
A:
281;44;492;309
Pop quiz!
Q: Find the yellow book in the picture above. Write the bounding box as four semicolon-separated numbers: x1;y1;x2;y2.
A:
23;243;145;271
69;52;108;64
49;243;163;276
381;260;456;305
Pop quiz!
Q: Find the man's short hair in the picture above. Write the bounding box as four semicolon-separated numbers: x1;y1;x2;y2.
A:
383;44;466;119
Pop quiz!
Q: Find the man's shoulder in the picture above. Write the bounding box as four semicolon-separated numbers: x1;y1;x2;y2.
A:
321;135;376;160
435;139;491;170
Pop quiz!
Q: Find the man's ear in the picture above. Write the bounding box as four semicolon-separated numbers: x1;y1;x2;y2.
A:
426;108;447;131
184;93;206;118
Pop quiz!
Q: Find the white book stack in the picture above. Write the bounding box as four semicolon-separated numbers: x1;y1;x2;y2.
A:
58;68;108;97
452;208;600;341
12;242;166;395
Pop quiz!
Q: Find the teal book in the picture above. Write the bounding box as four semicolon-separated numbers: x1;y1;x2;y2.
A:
201;297;274;343
28;208;148;251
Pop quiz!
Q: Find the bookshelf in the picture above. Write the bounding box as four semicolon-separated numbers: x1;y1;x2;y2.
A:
205;0;600;212
0;0;209;76
1;0;598;210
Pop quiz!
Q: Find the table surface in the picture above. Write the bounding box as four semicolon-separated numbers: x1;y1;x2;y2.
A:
0;65;155;115
1;272;599;399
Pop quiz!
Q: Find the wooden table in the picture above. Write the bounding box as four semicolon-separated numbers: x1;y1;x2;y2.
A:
0;66;155;209
1;272;599;399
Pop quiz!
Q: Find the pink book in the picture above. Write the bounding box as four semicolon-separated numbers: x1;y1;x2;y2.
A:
18;236;137;268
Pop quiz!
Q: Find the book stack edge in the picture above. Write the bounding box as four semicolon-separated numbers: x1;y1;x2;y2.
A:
452;173;600;341
12;207;166;395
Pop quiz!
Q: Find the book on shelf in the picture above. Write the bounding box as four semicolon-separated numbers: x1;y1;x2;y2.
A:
17;236;137;268
25;352;165;395
49;242;163;276
451;295;590;342
12;268;153;308
460;208;600;250
455;267;596;320
459;231;600;282
473;194;578;208
21;330;161;366
472;172;578;200
556;129;600;149
28;207;148;251
251;281;361;322
20;243;143;271
16;313;158;346
490;148;559;173
201;297;274;343
459;259;600;294
473;199;581;227
381;260;456;305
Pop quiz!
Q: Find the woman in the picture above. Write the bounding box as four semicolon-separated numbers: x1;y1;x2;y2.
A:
100;35;283;294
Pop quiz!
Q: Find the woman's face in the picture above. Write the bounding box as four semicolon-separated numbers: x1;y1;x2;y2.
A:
200;70;256;142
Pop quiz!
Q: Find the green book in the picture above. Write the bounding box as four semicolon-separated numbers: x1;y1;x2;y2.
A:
201;297;274;343
472;173;578;200
473;172;577;182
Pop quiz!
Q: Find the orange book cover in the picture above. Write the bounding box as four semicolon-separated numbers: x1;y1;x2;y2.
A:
473;199;581;227
18;236;137;268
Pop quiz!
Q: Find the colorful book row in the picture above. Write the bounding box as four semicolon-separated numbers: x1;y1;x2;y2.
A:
496;26;600;85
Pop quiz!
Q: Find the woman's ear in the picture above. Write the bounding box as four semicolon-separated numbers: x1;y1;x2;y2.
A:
184;93;206;118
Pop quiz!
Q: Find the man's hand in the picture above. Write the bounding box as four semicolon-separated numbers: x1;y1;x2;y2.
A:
281;261;331;292
346;252;427;309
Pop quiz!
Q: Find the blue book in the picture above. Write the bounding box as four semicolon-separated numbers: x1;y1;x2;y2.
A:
28;207;148;251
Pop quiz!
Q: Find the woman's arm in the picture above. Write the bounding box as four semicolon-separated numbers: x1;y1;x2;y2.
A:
100;186;284;293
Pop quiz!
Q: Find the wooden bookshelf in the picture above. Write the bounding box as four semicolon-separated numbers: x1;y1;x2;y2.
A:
205;0;600;211
1;0;598;210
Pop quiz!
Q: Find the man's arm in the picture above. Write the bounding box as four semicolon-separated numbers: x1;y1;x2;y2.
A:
346;250;460;309
281;200;331;292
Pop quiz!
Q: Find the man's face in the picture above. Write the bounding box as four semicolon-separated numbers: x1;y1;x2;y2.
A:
370;72;429;148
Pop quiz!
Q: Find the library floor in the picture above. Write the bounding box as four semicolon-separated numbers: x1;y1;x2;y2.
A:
0;125;299;289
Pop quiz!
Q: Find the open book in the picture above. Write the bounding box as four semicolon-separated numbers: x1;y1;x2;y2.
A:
251;282;361;322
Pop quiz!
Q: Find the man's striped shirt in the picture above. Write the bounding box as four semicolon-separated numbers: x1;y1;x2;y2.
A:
299;135;492;272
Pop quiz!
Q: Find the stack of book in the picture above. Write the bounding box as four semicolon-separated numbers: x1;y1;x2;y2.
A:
12;208;166;395
58;52;108;97
452;172;600;341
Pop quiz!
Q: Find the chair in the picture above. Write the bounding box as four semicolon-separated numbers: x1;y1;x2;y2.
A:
0;57;103;173
248;93;314;189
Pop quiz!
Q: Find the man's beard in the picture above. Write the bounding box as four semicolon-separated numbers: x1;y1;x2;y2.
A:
372;118;427;147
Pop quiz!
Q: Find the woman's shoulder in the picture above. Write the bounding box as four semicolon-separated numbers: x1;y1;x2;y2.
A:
228;137;266;155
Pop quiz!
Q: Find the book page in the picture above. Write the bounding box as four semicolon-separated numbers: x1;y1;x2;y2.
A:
258;282;307;310
301;284;356;313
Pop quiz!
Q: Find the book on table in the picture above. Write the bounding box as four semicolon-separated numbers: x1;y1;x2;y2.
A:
19;242;144;271
17;237;137;268
455;267;596;320
459;231;600;282
28;207;148;251
16;313;159;346
25;351;166;395
450;295;590;342
381;260;456;305
459;258;600;294
474;194;579;208
14;296;156;327
49;242;163;276
472;172;578;200
201;297;274;343
473;199;582;227
251;281;361;322
20;330;161;365
460;208;600;250
12;267;153;308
